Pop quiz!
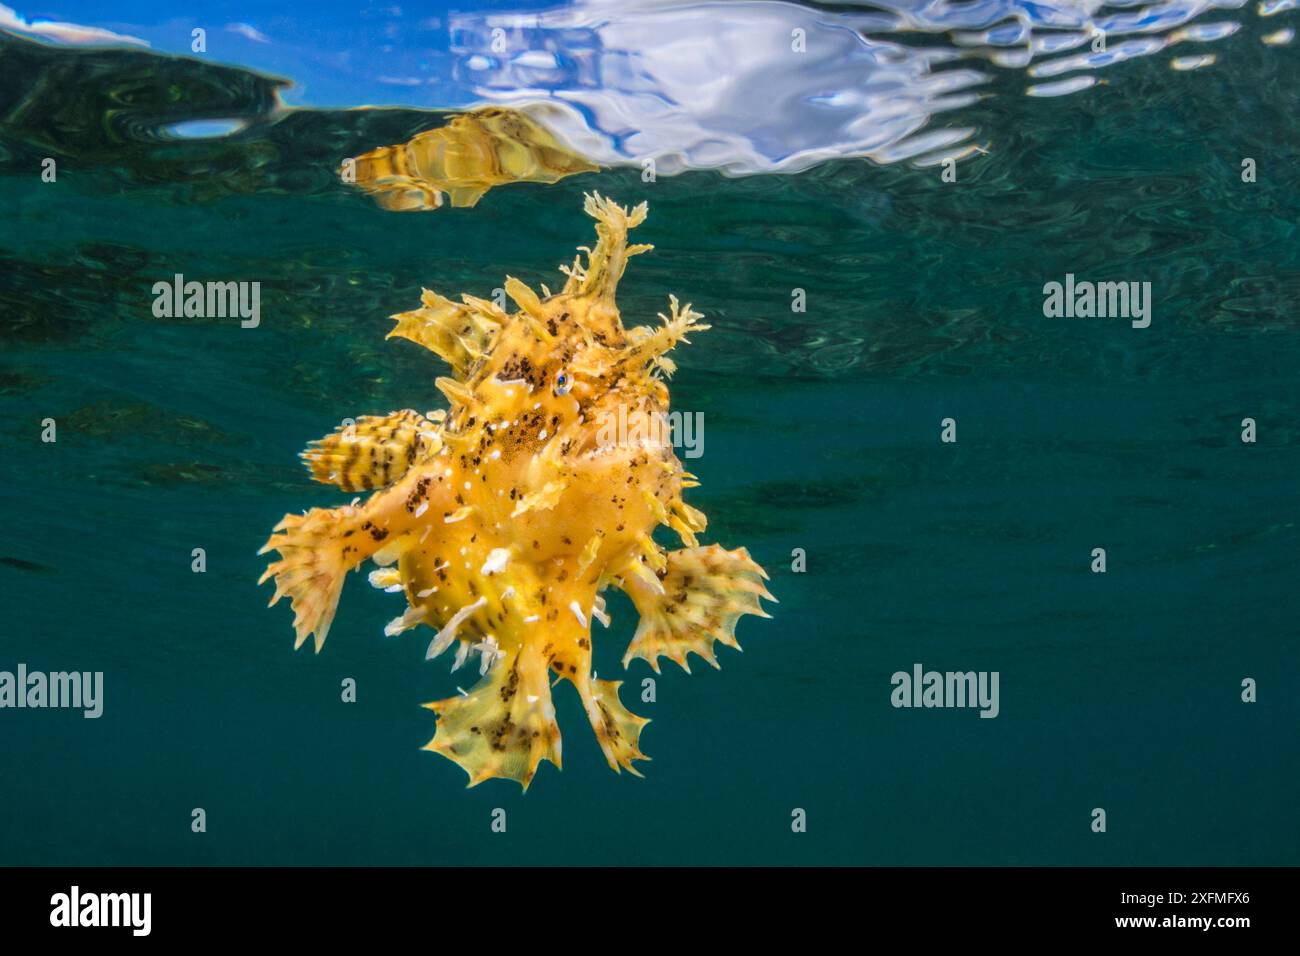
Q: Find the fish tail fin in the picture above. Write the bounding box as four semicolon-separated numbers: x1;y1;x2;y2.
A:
620;544;774;674
257;506;357;652
346;137;445;211
301;409;441;492
422;643;561;790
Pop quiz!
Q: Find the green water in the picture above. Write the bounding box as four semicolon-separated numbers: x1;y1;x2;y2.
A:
1;28;1297;866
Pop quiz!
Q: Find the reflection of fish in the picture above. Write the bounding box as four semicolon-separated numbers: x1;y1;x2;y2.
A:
260;195;773;788
346;106;599;211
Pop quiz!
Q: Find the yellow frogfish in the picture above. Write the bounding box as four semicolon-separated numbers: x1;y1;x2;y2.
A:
259;194;774;788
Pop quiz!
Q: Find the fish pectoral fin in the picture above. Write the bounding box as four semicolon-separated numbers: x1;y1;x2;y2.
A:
579;677;650;777
422;645;561;790
620;544;774;674
258;506;358;653
301;409;441;492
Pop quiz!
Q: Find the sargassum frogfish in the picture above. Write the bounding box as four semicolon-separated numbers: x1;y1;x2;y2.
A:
259;194;774;788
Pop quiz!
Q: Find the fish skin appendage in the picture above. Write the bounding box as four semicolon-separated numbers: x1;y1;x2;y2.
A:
259;193;775;789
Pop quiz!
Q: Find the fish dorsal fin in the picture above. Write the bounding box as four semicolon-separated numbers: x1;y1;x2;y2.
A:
300;409;441;492
388;289;501;377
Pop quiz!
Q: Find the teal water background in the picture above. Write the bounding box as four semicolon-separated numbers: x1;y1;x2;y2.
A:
1;12;1298;865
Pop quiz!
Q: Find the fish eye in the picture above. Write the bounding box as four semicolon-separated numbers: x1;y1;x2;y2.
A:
554;369;571;395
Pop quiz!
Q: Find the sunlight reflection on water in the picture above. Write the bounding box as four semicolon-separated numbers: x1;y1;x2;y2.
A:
444;0;1283;173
